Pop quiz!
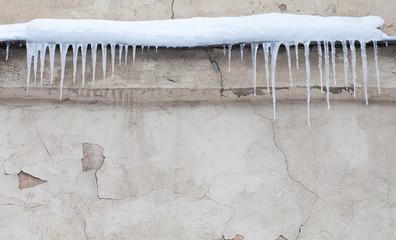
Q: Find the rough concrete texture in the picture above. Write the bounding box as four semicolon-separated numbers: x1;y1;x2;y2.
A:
0;100;394;239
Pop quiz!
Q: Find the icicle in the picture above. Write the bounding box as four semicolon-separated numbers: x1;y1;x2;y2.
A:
39;43;47;85
91;43;97;85
26;43;33;93
251;43;259;96
33;43;39;85
81;43;87;88
317;41;323;93
342;41;349;90
72;44;78;84
132;45;136;65
111;44;115;80
141;45;144;54
360;40;368;105
240;43;245;60
270;42;281;119
155;46;158;53
119;44;123;65
5;44;9;60
285;42;293;87
263;42;270;92
373;41;381;93
59;43;69;100
324;41;330;109
294;42;299;70
125;45;128;64
223;45;226;56
49;43;56;84
228;44;232;72
350;40;357;97
101;43;107;82
331;41;336;85
304;42;311;126
385;42;388;47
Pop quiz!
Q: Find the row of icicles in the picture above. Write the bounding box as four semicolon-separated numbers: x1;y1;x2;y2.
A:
21;40;383;125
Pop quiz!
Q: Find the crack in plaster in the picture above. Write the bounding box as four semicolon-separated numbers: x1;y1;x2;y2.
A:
170;0;175;19
204;48;224;98
73;194;89;240
366;0;375;15
296;196;318;240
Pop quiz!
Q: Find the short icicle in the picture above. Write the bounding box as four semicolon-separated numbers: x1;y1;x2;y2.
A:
26;42;33;93
119;44;123;65
39;43;47;85
110;44;115;80
81;43;87;88
132;45;136;65
49;43;56;84
270;42;281;119
350;40;357;97
341;41;349;90
294;42;299;70
72;44;78;84
285;42;293;86
263;42;270;92
6;44;9;60
228;44;232;72
223;45;226;56
331;41;336;85
33;43;39;85
304;42;311;126
373;41;381;93
251;43;259;96
101;43;107;82
317;41;323;93
59;43;69;100
240;43;245;60
125;45;129;64
324;41;330;109
91;43;97;84
360;40;368;105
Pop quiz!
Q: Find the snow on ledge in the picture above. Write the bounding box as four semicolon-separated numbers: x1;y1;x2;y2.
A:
0;13;391;45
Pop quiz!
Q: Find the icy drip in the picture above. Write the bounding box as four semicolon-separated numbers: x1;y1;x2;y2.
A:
49;43;56;84
350;40;357;97
110;44;115;80
324;41;330;109
317;41;323;92
385;42;388;47
33;43;39;84
223;45;226;56
91;43;97;84
101;43;107;82
270;42;280;119
6;44;9;60
294;42;299;70
81;43;87;87
125;45;129;64
119;44;123;65
304;42;311;126
285;43;293;86
141;45;145;54
341;41;349;90
360;40;368;105
155;46;158;53
373;41;380;93
72;44;78;84
228;44;232;71
251;43;259;96
132;45;136;64
26;43;33;92
330;41;336;85
39;43;47;85
240;44;245;60
59;43;69;100
263;42;270;92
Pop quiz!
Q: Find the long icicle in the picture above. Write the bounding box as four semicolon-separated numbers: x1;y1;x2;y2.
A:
72;44;78;84
39;43;47;85
342;40;349;90
360;40;368;105
60;43;69;100
324;41;330;109
270;42;281;119
49;43;56;85
350;40;357;97
317;41;323;93
251;43;259;96
331;41;336;85
111;44;115;80
228;44;232;72
33;43;39;85
294;42;299;70
240;43;245;60
101;43;107;82
81;43;87;88
263;42;270;92
373;40;381;93
119;44;123;66
26;42;33;93
125;45;128;65
132;45;136;65
6;44;9;60
91;43;97;84
285;42;293;86
304;42;311;126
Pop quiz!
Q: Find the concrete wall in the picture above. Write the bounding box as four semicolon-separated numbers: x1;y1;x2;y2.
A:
0;1;395;240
